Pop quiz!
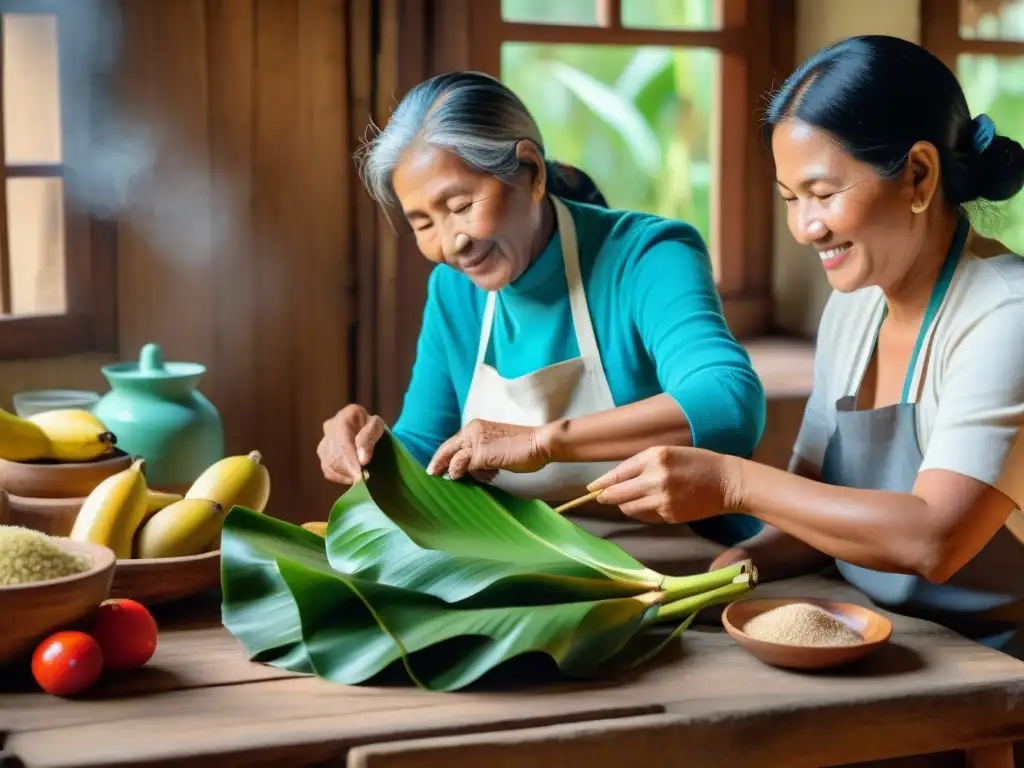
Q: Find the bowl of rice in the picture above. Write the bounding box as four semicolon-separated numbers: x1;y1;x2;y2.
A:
0;511;116;668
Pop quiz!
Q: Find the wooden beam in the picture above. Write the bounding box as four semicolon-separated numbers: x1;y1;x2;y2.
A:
0;314;94;359
920;0;963;70
596;0;621;30
348;0;378;411
499;23;742;50
0;15;9;315
4;164;63;177
954;38;1024;57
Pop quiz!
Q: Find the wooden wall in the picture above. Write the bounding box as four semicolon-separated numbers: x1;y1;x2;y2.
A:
110;0;375;522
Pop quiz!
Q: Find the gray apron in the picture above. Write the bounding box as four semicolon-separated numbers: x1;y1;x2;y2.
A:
821;217;1024;660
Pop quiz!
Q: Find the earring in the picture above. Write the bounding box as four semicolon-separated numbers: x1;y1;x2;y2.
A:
911;201;926;214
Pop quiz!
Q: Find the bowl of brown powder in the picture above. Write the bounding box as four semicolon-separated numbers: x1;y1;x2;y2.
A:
722;598;893;670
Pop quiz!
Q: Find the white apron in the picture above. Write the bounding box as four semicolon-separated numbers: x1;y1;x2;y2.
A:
460;196;618;503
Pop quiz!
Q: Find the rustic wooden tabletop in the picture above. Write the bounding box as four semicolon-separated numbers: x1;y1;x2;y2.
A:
1;571;1022;768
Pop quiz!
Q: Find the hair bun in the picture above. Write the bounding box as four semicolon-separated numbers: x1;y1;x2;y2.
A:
961;133;1024;203
545;160;610;208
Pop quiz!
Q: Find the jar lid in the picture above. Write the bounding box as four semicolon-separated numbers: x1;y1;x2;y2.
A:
101;343;206;381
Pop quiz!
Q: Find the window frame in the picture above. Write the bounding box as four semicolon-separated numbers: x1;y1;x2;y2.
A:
921;0;1024;68
0;0;117;360
445;0;795;338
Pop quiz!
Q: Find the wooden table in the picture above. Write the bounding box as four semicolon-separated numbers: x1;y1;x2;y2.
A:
1;572;1022;768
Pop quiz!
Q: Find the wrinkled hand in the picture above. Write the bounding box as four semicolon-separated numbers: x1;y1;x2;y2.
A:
427;419;551;480
317;404;385;485
587;446;741;524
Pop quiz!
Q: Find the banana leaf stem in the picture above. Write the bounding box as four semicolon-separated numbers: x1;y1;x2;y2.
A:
652;568;758;623
658;559;752;603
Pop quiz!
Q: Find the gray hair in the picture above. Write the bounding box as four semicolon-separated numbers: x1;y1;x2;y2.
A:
357;71;606;209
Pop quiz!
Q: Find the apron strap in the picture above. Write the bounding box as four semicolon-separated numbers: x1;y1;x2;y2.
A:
551;196;602;361
901;215;971;404
474;291;498;370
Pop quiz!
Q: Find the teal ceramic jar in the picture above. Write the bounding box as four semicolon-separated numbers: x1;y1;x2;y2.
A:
93;343;225;491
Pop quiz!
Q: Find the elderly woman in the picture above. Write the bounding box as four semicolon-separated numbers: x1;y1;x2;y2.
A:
588;35;1024;661
318;71;766;547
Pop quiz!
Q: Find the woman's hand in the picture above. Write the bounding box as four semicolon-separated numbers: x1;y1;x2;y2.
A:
317;404;386;485
587;446;743;524
427;419;552;480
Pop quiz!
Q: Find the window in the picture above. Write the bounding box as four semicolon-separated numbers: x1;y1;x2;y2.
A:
447;0;793;338
0;3;115;359
922;0;1024;254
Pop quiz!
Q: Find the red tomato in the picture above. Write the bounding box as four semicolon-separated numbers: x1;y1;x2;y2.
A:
90;598;159;671
32;631;104;697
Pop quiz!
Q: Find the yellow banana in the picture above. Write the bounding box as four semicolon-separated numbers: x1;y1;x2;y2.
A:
137;489;185;528
0;407;53;462
147;489;184;513
185;450;270;513
69;458;149;559
27;408;116;462
301;521;328;537
135;498;225;559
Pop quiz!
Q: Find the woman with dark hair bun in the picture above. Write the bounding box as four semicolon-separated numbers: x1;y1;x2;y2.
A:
316;71;766;548
589;35;1024;661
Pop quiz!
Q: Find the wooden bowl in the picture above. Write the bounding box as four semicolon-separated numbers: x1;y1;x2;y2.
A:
722;597;893;670
5;493;86;537
110;550;221;606
0;450;132;498
0;539;116;667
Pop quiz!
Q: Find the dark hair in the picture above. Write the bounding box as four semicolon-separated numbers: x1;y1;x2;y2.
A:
358;71;608;209
764;35;1024;205
545;161;608;207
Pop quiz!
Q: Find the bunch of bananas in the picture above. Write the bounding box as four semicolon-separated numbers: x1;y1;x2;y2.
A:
0;407;117;463
69;450;271;559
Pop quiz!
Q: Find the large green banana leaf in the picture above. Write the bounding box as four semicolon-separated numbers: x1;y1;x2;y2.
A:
344;430;663;588
324;480;649;606
221;507;746;691
221;430;756;690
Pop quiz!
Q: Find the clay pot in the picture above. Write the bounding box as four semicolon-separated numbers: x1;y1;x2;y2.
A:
0;450;132;498
0;451;131;536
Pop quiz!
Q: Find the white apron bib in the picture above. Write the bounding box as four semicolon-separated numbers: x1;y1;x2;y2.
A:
460;196;618;503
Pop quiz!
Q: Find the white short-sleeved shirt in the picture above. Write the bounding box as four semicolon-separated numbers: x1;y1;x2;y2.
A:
793;237;1024;514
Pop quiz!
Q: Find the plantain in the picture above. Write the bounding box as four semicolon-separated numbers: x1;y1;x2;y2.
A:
300;521;328;537
135;498;225;559
185;450;270;513
0;407;53;462
27;408;116;462
69;458;149;559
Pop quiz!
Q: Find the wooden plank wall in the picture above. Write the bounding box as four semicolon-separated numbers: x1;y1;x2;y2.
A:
111;0;378;522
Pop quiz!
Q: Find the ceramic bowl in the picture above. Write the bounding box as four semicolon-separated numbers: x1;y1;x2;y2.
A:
0;538;116;667
0;449;132;499
110;550;221;606
722;597;893;670
5;493;87;537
